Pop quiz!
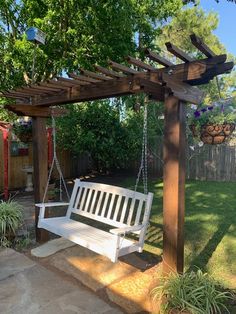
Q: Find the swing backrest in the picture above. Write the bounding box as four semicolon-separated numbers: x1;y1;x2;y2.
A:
66;179;153;229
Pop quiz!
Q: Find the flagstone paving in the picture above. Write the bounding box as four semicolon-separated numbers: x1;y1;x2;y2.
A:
0;249;123;314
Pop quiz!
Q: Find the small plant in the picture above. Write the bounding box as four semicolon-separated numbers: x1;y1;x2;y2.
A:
0;201;23;247
14;234;32;251
189;102;236;131
152;269;232;314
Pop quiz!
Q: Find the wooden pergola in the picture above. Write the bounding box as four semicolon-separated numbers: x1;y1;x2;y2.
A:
1;34;233;274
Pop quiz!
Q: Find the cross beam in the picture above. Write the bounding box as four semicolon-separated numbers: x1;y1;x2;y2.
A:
4;74;204;117
7;105;68;117
1;55;232;111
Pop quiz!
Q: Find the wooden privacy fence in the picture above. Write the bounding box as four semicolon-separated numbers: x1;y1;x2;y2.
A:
187;143;236;181
0;134;90;191
146;136;236;182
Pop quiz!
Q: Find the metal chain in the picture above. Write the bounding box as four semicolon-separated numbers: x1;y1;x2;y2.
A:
134;97;148;194
42;116;70;203
216;76;223;100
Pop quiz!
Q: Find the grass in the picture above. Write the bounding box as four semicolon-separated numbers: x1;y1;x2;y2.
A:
107;175;236;290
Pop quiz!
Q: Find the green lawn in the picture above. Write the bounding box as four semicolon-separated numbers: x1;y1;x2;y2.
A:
116;176;236;290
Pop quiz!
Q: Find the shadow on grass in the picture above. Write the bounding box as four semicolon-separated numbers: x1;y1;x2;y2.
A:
187;220;232;272
184;181;236;277
145;221;163;250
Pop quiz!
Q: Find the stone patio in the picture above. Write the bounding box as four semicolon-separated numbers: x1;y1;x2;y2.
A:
38;244;161;313
14;193;162;313
0;249;123;314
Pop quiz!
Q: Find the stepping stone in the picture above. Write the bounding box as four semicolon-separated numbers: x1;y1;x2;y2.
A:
31;237;75;258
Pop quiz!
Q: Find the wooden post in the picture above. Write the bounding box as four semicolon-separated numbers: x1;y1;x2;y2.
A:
32;117;49;242
163;95;186;274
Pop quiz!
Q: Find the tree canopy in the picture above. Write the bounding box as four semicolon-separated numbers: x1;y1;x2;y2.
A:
156;5;236;102
0;0;186;121
0;0;185;90
0;0;235;170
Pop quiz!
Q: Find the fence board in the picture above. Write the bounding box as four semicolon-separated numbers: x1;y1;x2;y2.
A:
188;143;236;181
146;137;236;182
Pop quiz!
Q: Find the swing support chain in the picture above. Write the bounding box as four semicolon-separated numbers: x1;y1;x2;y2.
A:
134;97;148;195
42;115;70;203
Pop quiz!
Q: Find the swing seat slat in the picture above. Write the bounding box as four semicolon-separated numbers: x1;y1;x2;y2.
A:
36;179;153;262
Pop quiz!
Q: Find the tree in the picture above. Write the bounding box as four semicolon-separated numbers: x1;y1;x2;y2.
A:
157;6;225;57
0;0;187;120
56;101;132;171
0;0;186;87
155;5;236;103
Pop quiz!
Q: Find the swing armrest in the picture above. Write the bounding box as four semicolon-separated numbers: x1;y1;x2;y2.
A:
35;202;70;208
110;224;145;235
36;202;70;219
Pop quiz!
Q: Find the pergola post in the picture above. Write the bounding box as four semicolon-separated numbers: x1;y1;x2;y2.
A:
163;95;186;274
32;117;49;242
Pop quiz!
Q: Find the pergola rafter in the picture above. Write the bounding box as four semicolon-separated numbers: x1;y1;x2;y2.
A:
145;48;175;67
165;42;194;62
1;34;233;117
1;34;234;274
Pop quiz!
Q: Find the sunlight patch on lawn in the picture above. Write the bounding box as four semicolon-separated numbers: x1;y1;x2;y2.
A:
119;176;236;289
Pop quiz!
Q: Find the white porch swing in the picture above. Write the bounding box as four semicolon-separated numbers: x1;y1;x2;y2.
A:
36;101;153;263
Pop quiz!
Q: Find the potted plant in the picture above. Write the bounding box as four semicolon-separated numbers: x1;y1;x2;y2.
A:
13;117;33;143
189;103;236;145
0;200;23;247
151;269;232;314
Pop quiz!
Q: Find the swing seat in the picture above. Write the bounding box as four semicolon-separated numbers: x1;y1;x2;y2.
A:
36;179;153;262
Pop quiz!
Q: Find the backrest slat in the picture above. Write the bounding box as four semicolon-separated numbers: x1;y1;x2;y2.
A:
119;196;129;224
83;189;93;212
106;194;116;220
79;187;88;210
73;183;84;210
89;190;98;214
127;198;136;226
135;199;144;225
112;195;122;221
95;191;104;216
100;193;110;217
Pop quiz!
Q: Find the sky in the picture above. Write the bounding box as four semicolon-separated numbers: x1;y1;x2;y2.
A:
200;0;236;56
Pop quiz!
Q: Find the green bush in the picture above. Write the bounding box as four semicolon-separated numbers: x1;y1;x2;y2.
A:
0;201;23;247
152;269;232;314
57;101;132;171
56;99;164;172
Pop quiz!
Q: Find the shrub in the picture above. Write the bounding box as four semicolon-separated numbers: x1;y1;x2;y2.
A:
0;201;23;247
152;269;232;314
57;101;131;171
